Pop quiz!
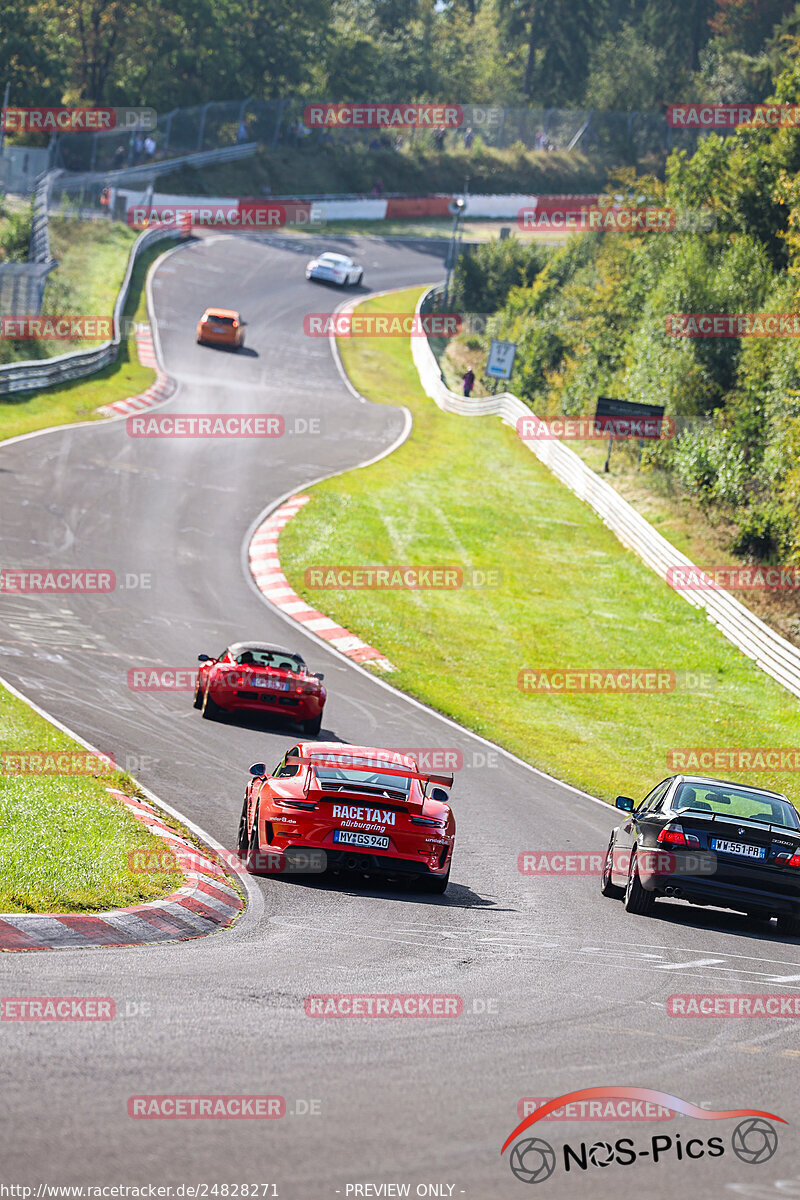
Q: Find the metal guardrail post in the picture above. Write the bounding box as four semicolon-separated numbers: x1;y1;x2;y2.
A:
197;103;212;152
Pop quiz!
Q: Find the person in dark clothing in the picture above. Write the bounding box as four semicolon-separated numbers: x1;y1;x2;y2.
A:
462;368;476;397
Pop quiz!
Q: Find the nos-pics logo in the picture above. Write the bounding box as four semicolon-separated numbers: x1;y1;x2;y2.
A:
501;1087;784;1184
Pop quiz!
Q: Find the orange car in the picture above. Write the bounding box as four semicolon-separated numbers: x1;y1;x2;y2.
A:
196;307;245;349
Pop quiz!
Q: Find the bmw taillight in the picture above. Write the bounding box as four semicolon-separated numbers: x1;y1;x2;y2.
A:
657;824;699;847
775;851;800;867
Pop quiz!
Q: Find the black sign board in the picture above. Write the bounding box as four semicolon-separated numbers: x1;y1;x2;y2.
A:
594;396;667;441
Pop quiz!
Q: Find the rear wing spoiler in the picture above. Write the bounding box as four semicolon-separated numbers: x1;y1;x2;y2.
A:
675;807;799;837
286;754;454;790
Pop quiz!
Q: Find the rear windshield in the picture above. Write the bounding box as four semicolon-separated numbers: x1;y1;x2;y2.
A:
234;648;304;673
312;758;412;796
673;783;800;829
208;314;235;325
319;254;345;265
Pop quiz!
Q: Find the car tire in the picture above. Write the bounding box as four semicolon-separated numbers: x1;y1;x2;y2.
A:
201;687;222;720
420;869;450;895
245;801;265;873
600;837;624;898
776;913;800;935
192;683;203;709
236;795;250;855
303;712;323;736
355;270;363;286
624;846;654;915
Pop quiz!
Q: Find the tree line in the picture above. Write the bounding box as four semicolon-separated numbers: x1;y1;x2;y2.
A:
3;0;799;112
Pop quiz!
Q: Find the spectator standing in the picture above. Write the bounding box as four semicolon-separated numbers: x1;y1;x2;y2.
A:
236;118;248;144
143;134;156;160
463;126;474;149
462;368;475;397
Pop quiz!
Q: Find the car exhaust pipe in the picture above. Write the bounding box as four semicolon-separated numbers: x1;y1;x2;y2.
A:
344;854;360;870
665;886;683;897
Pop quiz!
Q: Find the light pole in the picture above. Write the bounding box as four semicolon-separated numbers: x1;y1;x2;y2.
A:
442;195;466;311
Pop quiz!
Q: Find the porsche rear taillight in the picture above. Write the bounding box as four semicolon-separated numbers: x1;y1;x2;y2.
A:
657;824;699;847
278;799;317;811
411;816;446;827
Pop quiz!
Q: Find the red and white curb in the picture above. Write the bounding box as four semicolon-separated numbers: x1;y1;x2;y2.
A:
99;323;175;417
0;789;244;952
249;495;396;671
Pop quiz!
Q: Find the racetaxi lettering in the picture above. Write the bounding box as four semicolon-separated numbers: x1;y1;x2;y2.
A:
332;805;396;825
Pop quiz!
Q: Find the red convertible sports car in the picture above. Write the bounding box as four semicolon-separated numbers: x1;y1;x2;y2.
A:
236;742;456;892
193;642;326;734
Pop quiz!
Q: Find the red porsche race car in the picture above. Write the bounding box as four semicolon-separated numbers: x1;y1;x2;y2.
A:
193;642;326;735
236;743;456;893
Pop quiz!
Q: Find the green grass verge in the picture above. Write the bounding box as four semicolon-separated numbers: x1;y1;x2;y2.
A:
279;287;800;805
0;237;168;442
0;681;184;913
285;218;571;244
161;141;613;198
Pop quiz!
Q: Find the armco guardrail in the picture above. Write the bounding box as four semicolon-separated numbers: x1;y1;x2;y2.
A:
55;143;258;190
412;286;800;703
0;225;179;396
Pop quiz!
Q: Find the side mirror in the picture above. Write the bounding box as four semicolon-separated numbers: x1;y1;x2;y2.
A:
313;672;325;681
429;787;449;804
198;654;212;662
615;795;635;812
249;763;267;777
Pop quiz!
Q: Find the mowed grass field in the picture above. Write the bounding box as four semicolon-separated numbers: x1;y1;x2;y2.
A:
0;236;165;443
0;682;183;913
279;287;800;804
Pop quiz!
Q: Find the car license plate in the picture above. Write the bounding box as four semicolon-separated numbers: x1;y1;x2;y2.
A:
333;831;390;849
711;838;765;859
252;677;288;691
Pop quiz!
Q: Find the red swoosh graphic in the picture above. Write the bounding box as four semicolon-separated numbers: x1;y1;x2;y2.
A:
501;1086;786;1154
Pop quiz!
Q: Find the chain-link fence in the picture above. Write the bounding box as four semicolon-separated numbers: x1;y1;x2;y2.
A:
50;99;707;175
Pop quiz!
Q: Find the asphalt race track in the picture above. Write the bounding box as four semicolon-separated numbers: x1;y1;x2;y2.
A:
1;232;798;1198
